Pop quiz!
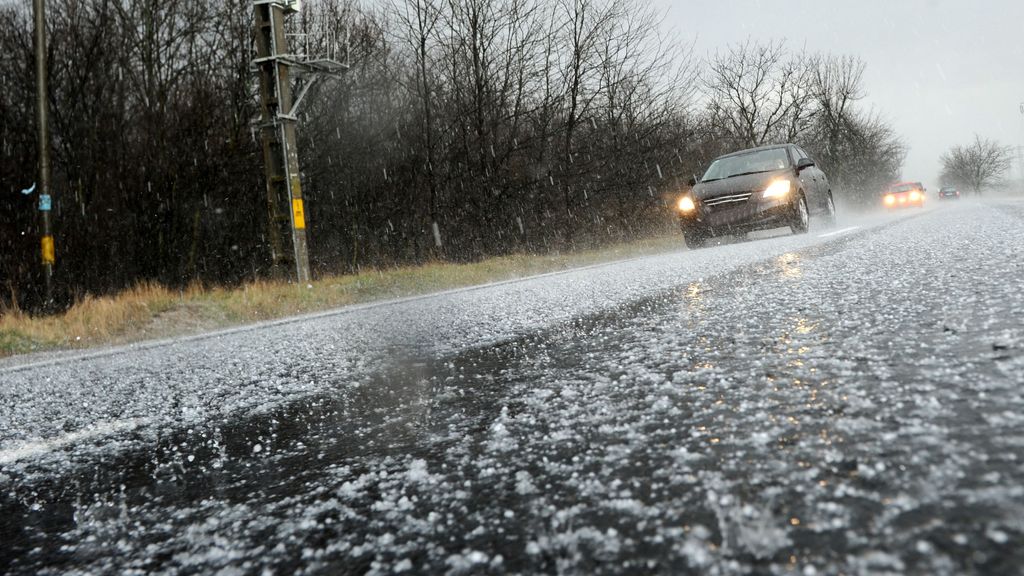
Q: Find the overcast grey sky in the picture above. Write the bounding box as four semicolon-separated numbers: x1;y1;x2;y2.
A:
653;0;1024;188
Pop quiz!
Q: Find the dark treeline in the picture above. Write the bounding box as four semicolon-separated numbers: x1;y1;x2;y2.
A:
1;0;262;308
0;0;905;310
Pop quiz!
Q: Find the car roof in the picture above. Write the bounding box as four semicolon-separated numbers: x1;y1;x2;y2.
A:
717;143;794;159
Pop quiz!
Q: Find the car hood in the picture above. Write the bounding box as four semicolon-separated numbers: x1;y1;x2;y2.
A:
693;170;789;200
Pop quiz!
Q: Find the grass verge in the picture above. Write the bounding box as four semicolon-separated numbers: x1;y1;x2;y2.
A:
0;234;683;359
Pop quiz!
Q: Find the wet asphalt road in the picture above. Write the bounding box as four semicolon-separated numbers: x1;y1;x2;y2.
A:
2;200;1024;575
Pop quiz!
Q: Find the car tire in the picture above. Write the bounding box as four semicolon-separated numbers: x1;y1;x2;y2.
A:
824;192;837;228
790;194;810;235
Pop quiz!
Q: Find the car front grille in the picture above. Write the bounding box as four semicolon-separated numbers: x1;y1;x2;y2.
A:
703;192;753;208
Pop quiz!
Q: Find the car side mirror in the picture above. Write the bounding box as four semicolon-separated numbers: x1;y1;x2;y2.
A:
687;176;697;187
795;158;814;172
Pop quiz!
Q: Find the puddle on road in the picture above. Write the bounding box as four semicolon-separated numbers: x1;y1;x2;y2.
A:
1;336;535;571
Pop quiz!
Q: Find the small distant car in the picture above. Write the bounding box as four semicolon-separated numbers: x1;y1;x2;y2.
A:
938;186;960;200
883;182;926;209
676;144;836;249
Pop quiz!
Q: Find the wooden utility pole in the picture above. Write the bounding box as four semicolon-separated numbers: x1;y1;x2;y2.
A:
253;1;344;283
34;0;54;302
254;0;310;283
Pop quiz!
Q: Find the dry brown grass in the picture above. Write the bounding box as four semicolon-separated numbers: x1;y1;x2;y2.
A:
0;282;198;354
0;234;682;358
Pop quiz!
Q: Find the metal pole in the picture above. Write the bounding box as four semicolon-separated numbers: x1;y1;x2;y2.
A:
34;0;54;303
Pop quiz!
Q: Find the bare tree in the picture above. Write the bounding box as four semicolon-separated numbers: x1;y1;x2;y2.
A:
828;110;907;204
704;40;813;148
801;54;906;204
809;54;865;160
554;0;616;233
389;0;443;250
589;0;695;237
940;135;1014;195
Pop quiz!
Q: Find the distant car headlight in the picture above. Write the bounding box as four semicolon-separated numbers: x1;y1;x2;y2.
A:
884;194;896;206
762;179;791;200
678;195;696;213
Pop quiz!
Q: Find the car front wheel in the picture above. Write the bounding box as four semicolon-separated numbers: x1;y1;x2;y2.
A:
790;194;810;234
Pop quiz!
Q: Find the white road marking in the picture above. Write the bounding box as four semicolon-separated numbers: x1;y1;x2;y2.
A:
818;226;860;238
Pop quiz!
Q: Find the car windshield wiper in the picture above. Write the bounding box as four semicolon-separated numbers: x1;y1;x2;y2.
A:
723;169;774;179
701;168;781;183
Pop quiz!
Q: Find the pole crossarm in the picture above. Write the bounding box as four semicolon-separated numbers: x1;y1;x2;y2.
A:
249;58;344;121
253;0;301;14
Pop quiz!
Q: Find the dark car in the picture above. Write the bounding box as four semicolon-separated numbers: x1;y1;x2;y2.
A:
676;144;835;249
938;186;960;200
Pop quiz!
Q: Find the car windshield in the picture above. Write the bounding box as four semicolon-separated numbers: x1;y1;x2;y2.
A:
701;148;791;182
892;184;918;193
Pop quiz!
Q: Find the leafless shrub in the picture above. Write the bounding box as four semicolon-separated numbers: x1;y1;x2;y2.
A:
940;135;1014;195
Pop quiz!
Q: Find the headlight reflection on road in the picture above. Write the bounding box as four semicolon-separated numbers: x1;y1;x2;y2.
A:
778;316;834;423
681;281;706;318
679;282;714;373
685;282;703;304
794;318;817;335
775;253;803;279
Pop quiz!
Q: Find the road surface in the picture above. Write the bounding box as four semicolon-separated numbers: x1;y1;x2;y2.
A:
2;200;1023;575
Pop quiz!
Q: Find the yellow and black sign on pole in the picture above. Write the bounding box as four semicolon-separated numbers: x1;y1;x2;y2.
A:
41;234;55;264
291;198;306;230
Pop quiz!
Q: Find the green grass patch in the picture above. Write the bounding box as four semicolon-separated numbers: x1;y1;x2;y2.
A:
0;328;49;356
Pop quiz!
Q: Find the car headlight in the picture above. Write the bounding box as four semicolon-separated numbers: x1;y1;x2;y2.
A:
909;191;921;201
884;194;896;205
762;179;791;200
678;195;696;213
